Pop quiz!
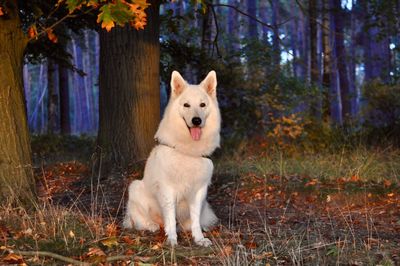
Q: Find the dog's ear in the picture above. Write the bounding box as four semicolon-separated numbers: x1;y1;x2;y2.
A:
201;71;217;98
171;71;187;98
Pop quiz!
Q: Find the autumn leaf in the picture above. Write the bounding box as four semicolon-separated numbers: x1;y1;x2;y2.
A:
27;25;38;39
350;175;360;182
219;245;233;257
66;0;84;13
3;253;24;264
97;4;115;32
87;0;99;8
101;237;119;248
46;28;58;43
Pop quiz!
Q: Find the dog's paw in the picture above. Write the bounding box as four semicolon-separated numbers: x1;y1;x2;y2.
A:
166;237;178;247
147;223;160;232
195;238;212;247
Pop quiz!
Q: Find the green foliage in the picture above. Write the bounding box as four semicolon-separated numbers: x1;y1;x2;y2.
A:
361;81;400;143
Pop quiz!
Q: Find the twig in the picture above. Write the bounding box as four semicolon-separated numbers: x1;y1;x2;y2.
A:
210;3;293;30
209;4;221;57
11;250;90;266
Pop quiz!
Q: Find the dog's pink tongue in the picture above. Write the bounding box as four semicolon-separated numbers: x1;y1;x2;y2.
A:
190;127;202;141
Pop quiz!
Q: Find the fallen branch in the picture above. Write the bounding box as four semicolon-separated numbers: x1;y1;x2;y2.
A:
11;250;150;265
11;250;90;266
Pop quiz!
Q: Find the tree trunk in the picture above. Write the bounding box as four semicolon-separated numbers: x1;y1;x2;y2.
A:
329;0;342;125
362;2;391;83
201;1;214;57
97;0;161;171
247;0;258;38
333;0;351;124
227;0;240;52
47;59;58;134
0;1;36;205
59;64;71;134
271;0;280;68
322;0;332;119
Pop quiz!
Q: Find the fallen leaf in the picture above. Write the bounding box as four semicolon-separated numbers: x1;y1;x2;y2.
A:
46;28;58;43
383;179;392;187
305;179;318;187
350;175;360;182
106;223;118;236
219;245;233;257
3;253;24;264
27;25;38;39
87;247;106;257
101;237;119;248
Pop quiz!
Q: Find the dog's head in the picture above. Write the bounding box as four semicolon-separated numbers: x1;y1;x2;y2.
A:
155;71;221;156
170;70;217;141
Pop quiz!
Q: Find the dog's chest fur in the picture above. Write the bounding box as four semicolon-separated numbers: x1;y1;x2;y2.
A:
144;145;213;199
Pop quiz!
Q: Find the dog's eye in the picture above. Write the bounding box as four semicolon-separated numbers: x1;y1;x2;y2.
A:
184;103;190;108
200;103;206;107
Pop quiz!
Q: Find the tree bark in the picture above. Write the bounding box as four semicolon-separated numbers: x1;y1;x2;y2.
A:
97;0;161;171
247;0;258;38
271;0;280;68
0;1;36;205
59;64;71;134
333;0;351;124
47;59;58;134
322;0;332;119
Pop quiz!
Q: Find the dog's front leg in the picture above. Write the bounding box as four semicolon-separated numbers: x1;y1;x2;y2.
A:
160;188;178;246
190;186;212;247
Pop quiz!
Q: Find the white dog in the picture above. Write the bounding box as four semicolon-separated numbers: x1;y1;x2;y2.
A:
123;71;221;247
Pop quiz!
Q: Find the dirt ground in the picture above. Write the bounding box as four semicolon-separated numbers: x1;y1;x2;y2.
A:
22;160;399;265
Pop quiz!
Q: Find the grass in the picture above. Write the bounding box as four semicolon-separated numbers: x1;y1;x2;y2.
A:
1;137;399;265
216;145;400;183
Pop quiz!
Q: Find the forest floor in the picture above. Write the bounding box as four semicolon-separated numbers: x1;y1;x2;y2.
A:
1;138;400;265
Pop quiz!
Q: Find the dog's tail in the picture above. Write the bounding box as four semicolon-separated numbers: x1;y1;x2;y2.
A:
200;201;218;230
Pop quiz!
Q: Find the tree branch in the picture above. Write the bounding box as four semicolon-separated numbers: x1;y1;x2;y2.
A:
12;250;90;266
209;3;292;30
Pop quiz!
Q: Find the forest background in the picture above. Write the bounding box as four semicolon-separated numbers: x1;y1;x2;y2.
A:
0;0;399;264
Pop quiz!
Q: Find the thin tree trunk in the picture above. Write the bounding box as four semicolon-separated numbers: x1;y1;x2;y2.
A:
23;64;31;127
247;0;258;38
271;0;280;68
322;0;332;120
333;0;351;124
227;0;240;52
0;1;36;205
59;64;70;134
97;0;161;171
71;38;84;133
201;1;214;57
47;59;58;134
329;0;342;125
290;1;299;78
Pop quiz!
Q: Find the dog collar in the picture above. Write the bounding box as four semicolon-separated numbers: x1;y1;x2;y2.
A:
154;138;211;159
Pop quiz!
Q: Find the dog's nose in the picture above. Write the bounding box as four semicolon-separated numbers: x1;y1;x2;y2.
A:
192;117;202;126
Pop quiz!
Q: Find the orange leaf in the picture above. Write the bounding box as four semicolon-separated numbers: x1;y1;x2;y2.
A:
350;175;360;182
219;245;233;257
28;25;38;39
3;253;24;264
245;240;257;249
383;179;392;188
305;179;318;187
87;247;106;257
46;28;58;43
101;20;115;32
